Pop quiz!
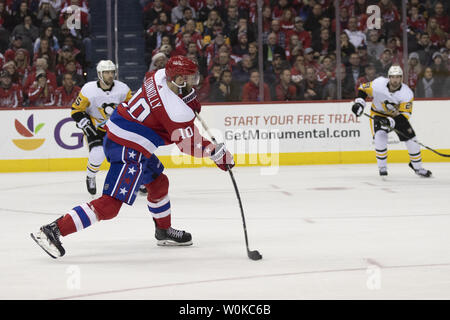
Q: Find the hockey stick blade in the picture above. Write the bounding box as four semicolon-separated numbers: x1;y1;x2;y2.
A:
363;113;450;157
248;249;263;260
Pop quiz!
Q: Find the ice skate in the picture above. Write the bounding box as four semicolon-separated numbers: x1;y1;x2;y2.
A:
139;185;147;195
30;219;65;259
379;167;388;177
155;226;192;246
86;176;96;195
408;162;432;178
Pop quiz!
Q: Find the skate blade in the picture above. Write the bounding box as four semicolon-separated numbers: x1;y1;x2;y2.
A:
30;233;59;259
157;239;193;246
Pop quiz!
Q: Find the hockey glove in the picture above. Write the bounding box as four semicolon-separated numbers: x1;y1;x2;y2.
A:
182;88;202;113
352;98;365;117
76;117;99;138
210;143;235;171
373;115;395;132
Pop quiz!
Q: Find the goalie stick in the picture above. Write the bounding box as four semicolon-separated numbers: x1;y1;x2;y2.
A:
364;113;450;158
194;111;262;261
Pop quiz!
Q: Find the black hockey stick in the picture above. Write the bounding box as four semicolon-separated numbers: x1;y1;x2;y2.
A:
364;113;450;158
194;111;262;261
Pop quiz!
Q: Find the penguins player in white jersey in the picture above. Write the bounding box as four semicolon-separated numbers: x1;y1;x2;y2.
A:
351;65;432;177
71;60;133;194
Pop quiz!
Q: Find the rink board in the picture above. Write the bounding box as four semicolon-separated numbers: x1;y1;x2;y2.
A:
0;100;449;172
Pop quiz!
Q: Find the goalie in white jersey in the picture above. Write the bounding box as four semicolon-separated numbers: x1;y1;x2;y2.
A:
351;65;432;177
72;60;132;194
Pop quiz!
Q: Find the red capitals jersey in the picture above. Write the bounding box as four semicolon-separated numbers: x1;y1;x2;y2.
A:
105;69;213;159
0;84;23;108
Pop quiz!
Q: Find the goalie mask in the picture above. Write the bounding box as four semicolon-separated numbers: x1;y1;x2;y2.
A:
97;60;116;86
165;56;200;90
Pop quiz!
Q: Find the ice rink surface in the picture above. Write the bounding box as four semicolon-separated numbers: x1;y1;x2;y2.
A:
1;163;449;300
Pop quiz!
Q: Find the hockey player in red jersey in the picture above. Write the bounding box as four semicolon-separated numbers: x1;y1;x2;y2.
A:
31;56;235;258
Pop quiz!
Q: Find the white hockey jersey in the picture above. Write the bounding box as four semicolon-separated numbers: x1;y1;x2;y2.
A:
359;76;414;119
72;80;132;130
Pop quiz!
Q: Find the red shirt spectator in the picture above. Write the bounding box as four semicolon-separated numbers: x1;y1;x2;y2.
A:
55;73;81;107
274;69;297;101
286;17;311;49
0;71;23;108
242;70;270;101
433;2;449;33
24;58;58;94
28;71;56;107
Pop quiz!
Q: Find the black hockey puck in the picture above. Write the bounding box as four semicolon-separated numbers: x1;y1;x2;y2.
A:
248;250;262;260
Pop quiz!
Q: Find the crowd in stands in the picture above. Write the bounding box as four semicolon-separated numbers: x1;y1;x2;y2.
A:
141;0;450;102
0;0;92;108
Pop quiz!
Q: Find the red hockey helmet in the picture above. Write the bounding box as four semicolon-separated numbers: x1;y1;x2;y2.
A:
165;55;199;85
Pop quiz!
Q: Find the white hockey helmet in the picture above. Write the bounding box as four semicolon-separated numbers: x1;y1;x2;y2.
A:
388;65;403;78
97;60;116;85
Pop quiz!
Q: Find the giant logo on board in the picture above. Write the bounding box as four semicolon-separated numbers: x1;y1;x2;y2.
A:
12;115;45;150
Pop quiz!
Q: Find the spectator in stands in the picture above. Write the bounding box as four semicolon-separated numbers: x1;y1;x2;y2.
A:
0;0;13;32
210;69;240;102
290;54;306;87
261;5;272;33
287;16;311;50
241;69;270;101
408;5;427;35
407;52;422;91
146;18;173;56
198;0;223;23
426;17;447;47
297;66;323;100
430;51;449;84
58;59;84;87
346;52;363;88
223;6;239;38
4;35;28;62
272;0;294;20
378;48;393;75
3;60;20;87
432;2;449;34
147;52;168;74
11;1;35;27
175;19;203;50
158;43;173;57
11;15;39;56
378;0;400;38
262;32;285;69
202;10;224;37
171;0;196;25
232;32;249;57
34;25;60;53
55;72;80;106
229;17;255;48
33;38;56;71
273;68;297;101
36;0;58;28
247;41;258;69
0;70;23;108
143;0;171;29
357;44;381;71
231;53;252;86
415;67;442;98
322;63;355;100
28;68;56;106
344;17;366;49
13;48;31;86
46;0;62;13
312;28;335;57
366;29;385;60
173;31;192;56
284;33;302;63
312;15;332;41
263;19;286;49
304;3;322;33
414;32;439;66
24;57;57;92
339;32;356;65
174;6;195;29
303;47;321;73
55;46;82;77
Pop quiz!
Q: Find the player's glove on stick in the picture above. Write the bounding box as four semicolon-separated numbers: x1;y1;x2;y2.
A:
210;143;235;171
77;117;99;138
352;98;365;117
373;115;395;132
182;88;201;113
